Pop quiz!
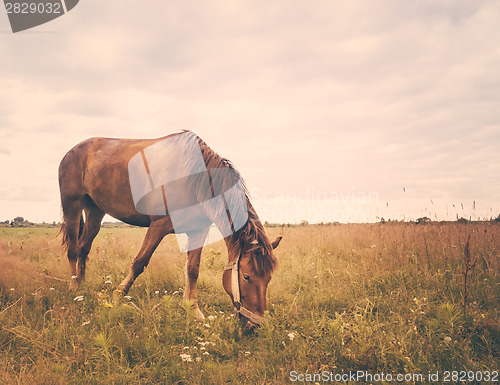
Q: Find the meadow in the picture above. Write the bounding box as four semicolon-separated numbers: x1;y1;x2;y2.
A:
0;222;498;384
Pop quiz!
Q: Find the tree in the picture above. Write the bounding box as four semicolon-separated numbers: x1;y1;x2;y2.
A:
416;216;430;225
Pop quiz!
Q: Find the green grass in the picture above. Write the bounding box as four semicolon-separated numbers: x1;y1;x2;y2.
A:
0;223;498;384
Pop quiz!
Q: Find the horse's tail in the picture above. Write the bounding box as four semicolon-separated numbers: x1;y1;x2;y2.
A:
58;209;84;251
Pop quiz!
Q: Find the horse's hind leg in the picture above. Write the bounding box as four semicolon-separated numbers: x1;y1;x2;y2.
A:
61;197;83;290
113;219;169;303
77;203;105;284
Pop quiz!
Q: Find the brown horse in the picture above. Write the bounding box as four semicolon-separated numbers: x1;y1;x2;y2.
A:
58;130;281;328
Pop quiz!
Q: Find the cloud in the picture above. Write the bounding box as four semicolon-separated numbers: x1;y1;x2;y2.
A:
0;1;499;222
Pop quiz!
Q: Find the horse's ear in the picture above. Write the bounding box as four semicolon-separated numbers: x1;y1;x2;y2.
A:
271;236;282;249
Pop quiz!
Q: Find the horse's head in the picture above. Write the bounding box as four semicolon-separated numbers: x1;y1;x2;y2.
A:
223;236;282;331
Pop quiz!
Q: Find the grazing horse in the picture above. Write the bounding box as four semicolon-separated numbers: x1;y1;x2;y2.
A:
58;130;281;328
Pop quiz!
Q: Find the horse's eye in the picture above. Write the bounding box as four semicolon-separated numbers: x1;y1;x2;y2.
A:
243;274;250;282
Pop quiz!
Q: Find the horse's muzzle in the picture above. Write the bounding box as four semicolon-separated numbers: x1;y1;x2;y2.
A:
238;313;260;333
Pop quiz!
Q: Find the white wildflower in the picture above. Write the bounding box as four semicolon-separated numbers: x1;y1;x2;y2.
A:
444;336;452;343
49;287;55;291
244;351;251;355
124;295;132;300
155;291;160;295
196;357;201;362
179;353;192;362
104;280;112;285
208;315;216;321
73;295;84;302
203;351;209;356
203;323;211;328
81;320;91;326
288;332;296;341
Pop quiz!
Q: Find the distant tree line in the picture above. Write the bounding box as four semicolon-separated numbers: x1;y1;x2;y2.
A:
0;217;59;228
1;215;499;229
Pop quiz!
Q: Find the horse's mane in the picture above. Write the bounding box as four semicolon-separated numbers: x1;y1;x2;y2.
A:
194;133;278;276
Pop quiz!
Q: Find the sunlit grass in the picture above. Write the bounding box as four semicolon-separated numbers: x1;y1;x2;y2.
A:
0;223;498;384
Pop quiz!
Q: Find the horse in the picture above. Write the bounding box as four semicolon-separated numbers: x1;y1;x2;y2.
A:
58;130;281;329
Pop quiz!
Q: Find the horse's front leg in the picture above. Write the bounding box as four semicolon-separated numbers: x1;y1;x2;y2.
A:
184;247;205;321
113;220;167;304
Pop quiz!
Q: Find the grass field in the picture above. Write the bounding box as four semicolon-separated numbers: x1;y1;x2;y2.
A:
0;222;498;384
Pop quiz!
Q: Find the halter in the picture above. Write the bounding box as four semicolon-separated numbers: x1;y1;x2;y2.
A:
224;252;265;325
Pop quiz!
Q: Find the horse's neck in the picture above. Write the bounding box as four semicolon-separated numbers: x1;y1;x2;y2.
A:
223;234;241;263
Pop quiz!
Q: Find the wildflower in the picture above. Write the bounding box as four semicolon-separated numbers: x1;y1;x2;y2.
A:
104;280;112;285
179;353;192;362
196;357;201;362
197;342;206;347
444;336;452;343
203;351;209;356
73;295;84;302
49;287;55;291
9;288;14;291
81;321;91;326
106;275;111;279
203;324;211;328
183;346;189;350
207;315;216;321
124;295;132;300
244;351;251;355
155;291;160;295
288;332;296;341
172;291;179;295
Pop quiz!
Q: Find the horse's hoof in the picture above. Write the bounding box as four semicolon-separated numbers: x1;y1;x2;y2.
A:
112;289;124;306
193;307;205;321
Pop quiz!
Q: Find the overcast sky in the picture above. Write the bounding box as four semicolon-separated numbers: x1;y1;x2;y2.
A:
0;0;499;224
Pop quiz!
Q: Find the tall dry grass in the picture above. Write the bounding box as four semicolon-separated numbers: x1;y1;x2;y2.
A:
0;223;498;384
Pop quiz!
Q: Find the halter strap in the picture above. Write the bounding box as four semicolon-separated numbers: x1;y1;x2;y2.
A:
224;255;265;325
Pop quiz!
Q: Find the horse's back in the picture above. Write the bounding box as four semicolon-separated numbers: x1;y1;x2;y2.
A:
59;136;167;226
